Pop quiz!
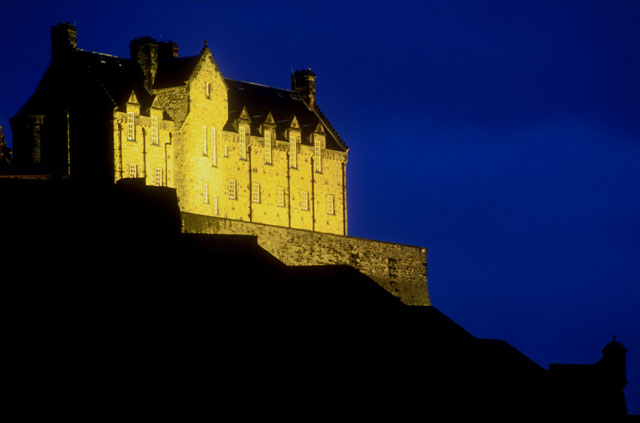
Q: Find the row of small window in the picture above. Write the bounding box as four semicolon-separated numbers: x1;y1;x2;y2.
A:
205;181;335;214
127;113;160;145
128;164;164;186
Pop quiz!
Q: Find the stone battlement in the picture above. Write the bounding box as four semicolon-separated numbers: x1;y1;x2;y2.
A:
181;212;429;305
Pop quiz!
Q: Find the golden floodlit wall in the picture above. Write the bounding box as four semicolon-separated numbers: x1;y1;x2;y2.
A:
182;212;430;306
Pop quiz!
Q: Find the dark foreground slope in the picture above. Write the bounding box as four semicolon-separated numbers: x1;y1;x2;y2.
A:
0;179;632;420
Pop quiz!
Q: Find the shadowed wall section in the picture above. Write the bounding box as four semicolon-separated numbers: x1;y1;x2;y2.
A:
181;212;429;305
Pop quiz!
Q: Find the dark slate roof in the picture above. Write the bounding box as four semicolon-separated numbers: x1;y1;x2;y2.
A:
13;49;151;119
14;48;347;152
153;56;200;89
225;78;347;152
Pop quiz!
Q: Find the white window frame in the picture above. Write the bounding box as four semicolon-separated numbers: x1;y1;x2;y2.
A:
229;179;237;200
239;126;247;160
129;163;137;178
314;136;322;173
212;127;217;166
204;183;209;203
327;194;335;215
203;125;208;156
151;116;159;145
301;191;309;211
290;135;297;168
155;168;163;186
277;187;285;207
252;182;260;203
264;130;272;164
127;112;135;141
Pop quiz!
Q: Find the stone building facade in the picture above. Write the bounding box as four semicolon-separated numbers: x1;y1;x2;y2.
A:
9;23;428;304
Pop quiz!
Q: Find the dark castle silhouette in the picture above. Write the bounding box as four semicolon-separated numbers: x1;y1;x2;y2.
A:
0;178;634;419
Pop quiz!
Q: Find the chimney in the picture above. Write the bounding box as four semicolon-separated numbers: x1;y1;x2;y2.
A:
158;40;179;60
51;22;77;61
130;37;159;91
292;68;316;108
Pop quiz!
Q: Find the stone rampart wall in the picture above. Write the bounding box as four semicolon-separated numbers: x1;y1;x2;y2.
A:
181;212;429;305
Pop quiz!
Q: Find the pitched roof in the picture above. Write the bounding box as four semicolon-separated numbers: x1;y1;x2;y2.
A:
14;47;347;152
225;78;347;152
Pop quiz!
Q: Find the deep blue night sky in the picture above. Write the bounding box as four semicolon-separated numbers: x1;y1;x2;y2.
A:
2;0;639;412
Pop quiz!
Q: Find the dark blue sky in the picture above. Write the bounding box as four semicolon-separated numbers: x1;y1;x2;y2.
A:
2;0;639;412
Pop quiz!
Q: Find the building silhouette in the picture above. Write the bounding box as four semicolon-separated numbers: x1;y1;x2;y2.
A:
1;23;635;419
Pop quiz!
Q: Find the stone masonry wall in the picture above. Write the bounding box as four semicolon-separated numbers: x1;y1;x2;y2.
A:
182;212;429;306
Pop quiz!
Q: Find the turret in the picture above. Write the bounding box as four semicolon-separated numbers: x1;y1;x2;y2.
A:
291;68;316;108
598;336;628;389
130;36;159;92
50;22;77;61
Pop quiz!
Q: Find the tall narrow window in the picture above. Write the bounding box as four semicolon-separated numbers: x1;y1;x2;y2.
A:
155;168;163;186
205;82;211;99
151;116;159;145
204;183;209;203
239;127;247;160
277;187;285;207
264;130;272;164
127;112;135;141
252;182;260;203
212;127;217;166
203;125;208;156
129;163;137;178
327;194;335;215
301;191;309;210
213;195;219;215
229;179;237;200
314;136;322;173
289;135;297;168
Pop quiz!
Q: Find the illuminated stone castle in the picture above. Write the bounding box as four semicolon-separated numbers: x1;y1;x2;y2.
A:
9;23;428;305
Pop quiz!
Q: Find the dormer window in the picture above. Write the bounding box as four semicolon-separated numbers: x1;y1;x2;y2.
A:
314;135;322;173
127;112;135;141
264;129;272;164
289;135;298;169
239;126;247;160
151;116;159;145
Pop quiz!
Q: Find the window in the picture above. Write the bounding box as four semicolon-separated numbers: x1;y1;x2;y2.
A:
314;136;322;173
202;125;208;156
155;168;163;186
213;195;218;215
239;126;247;160
301;191;309;210
204;183;209;203
224;145;229;158
289;135;297;168
327;194;335;215
205;82;211;99
252;182;260;203
129;163;137;178
277;187;285;207
212;127;217;166
388;258;398;279
151;116;159;145
229;179;237;200
127;112;135;141
264;130;272;164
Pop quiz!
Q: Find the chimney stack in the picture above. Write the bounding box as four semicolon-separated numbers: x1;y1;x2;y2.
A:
292;68;316;108
130;37;159;92
158;40;179;60
51;22;77;61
